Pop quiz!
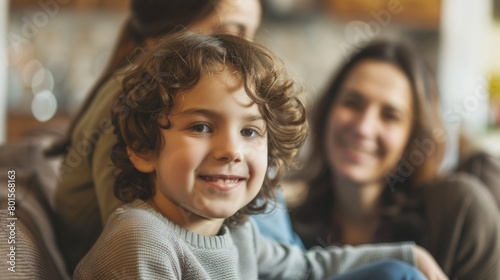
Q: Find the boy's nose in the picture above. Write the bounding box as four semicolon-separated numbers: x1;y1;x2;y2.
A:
213;133;243;163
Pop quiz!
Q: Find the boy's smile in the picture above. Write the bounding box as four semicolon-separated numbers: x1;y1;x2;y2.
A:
130;67;268;236
199;174;246;191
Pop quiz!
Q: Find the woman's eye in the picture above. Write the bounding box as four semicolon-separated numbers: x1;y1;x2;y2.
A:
241;128;259;138
343;99;361;109
191;124;212;133
384;114;400;122
382;110;402;123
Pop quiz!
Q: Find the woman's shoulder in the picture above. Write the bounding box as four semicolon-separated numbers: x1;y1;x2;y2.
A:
72;69;128;136
72;71;130;154
90;73;125;112
420;174;500;279
423;172;492;201
421;172;499;223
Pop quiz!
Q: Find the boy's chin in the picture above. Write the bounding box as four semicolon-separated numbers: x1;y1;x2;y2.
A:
191;207;240;221
206;209;240;220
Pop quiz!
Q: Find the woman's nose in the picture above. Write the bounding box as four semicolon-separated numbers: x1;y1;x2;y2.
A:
352;110;378;138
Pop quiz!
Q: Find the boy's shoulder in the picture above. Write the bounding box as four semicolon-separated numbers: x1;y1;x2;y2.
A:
105;200;262;251
74;200;185;279
92;200;187;264
103;200;182;247
110;199;169;223
111;199;160;221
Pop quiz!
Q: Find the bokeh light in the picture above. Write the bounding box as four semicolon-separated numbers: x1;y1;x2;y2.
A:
31;90;57;122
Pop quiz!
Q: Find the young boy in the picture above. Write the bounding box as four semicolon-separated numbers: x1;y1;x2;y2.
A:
73;33;446;279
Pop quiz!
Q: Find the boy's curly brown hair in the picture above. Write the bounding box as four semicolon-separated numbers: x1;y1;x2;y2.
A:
111;32;308;225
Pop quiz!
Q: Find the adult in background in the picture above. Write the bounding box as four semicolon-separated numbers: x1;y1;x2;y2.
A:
291;39;500;279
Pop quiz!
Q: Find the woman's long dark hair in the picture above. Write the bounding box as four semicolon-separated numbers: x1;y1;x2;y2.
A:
46;0;221;156
292;39;445;245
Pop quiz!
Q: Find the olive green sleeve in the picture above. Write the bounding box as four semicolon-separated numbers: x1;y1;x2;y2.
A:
92;127;123;225
88;75;125;225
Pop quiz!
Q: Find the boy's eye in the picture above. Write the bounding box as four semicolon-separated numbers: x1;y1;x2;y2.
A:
190;124;212;133
241;128;259;138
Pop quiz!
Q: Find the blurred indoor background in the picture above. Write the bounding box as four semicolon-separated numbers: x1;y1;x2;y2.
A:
1;0;499;170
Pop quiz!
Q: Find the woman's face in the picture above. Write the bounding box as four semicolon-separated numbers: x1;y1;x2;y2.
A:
325;60;414;185
188;0;262;40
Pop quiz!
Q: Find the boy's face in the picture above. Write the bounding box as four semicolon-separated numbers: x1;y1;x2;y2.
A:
133;69;268;235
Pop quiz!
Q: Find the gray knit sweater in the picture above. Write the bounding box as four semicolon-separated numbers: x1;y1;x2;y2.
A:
74;200;415;279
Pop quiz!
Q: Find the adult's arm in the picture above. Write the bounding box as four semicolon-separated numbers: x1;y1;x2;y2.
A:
423;173;500;279
456;152;500;208
87;74;126;225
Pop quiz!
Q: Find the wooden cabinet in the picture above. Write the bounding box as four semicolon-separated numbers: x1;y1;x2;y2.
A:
325;0;440;29
10;0;129;11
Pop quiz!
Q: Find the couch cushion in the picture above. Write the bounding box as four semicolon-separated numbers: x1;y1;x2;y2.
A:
0;136;69;279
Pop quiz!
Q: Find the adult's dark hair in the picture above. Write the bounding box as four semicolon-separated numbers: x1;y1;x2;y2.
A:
46;0;223;156
111;32;308;225
293;39;445;243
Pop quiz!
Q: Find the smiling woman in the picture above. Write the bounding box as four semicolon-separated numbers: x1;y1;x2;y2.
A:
291;38;500;279
325;60;414;188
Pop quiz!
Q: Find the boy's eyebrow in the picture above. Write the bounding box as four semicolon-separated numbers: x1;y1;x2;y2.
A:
175;108;264;122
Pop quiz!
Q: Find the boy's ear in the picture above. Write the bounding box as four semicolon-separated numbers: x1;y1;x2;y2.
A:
126;147;155;173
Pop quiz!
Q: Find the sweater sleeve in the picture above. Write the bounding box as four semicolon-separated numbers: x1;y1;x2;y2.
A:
88;76;125;225
91;124;122;225
251;220;415;280
425;173;500;279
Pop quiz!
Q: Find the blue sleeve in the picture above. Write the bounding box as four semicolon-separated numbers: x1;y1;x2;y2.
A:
251;189;305;250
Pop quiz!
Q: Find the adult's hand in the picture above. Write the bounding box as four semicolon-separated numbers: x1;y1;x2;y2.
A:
414;245;448;280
